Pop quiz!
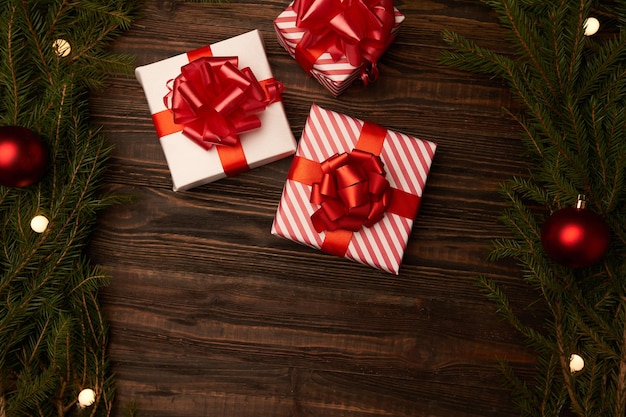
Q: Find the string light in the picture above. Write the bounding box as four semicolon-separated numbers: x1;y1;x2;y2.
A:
30;215;49;233
583;17;600;36
52;39;72;57
569;354;585;373
77;388;96;408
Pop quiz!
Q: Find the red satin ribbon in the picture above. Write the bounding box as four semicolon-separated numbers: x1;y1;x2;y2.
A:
293;0;395;82
164;56;284;150
287;119;421;256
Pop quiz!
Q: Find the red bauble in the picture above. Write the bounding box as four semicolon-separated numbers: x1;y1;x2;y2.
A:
0;125;49;187
540;201;610;269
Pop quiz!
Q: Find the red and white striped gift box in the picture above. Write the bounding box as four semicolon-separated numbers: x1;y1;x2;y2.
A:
274;3;405;97
135;30;297;191
271;104;437;274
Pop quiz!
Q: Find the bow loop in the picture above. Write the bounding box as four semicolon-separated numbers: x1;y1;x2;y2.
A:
294;0;342;30
310;149;391;232
294;0;395;76
165;56;283;150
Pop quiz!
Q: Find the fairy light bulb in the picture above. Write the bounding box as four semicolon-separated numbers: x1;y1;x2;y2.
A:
30;215;49;233
77;388;96;408
569;354;585;373
52;39;72;57
583;17;600;36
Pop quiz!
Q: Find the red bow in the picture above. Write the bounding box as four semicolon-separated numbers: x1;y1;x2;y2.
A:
293;0;395;81
310;149;392;232
165;56;283;150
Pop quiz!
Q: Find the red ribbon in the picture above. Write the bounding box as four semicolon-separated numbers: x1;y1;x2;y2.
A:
164;56;284;150
310;149;391;232
293;0;395;83
286;115;422;257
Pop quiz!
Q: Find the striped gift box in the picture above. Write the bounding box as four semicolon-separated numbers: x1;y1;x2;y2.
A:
272;104;437;274
274;3;405;96
135;30;297;191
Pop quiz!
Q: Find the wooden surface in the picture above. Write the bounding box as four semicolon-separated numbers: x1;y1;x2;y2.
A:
88;1;544;416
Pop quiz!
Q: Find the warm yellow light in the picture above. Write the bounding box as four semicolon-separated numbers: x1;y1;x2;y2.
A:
52;39;72;57
78;388;96;408
30;215;49;233
569;354;585;373
584;17;600;36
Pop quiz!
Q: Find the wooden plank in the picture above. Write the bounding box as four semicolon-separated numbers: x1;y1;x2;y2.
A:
88;1;544;416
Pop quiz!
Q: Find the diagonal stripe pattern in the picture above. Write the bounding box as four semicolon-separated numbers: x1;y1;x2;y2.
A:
274;5;405;96
272;105;437;274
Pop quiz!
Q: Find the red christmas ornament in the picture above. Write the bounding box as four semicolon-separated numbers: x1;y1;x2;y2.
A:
540;195;610;268
0;125;49;188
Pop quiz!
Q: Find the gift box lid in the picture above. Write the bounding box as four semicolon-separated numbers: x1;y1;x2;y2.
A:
274;2;405;96
272;104;437;274
136;30;297;191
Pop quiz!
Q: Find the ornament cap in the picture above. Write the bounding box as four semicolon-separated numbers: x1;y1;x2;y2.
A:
576;194;586;209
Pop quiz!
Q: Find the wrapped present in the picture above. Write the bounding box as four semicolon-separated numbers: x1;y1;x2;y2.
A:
274;0;405;96
135;30;297;191
271;104;437;275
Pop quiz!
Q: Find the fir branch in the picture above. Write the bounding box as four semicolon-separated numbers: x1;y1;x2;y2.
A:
443;1;626;416
5;5;19;123
484;0;559;99
577;30;626;100
563;1;586;90
441;29;511;77
617;315;626;417
497;358;540;416
504;109;547;158
477;275;550;348
552;302;584;415
0;0;139;415
18;1;54;85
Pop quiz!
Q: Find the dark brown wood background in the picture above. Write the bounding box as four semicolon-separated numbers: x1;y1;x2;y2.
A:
88;0;545;416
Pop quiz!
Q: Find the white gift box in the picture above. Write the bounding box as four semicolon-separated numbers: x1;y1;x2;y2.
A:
136;30;297;191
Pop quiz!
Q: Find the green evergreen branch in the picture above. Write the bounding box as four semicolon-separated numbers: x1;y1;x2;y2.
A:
441;29;510;77
5;5;19;123
443;1;626;416
578;32;626;99
618;320;626;416
553;300;584;415
504;109;547;158
43;0;72;42
562;1;586;89
1;1;139;415
18;2;54;85
482;0;562;114
498;358;541;416
535;353;567;417
478;275;550;348
444;5;597;195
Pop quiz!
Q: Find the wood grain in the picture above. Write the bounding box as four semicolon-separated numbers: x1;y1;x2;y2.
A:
88;1;547;416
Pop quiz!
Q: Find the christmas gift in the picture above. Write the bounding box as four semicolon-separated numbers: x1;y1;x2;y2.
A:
274;0;405;96
135;30;297;191
272;104;437;274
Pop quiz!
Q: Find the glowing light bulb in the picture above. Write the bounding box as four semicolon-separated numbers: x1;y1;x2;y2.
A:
30;215;49;233
569;354;585;373
584;17;600;36
52;39;72;57
78;388;95;408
